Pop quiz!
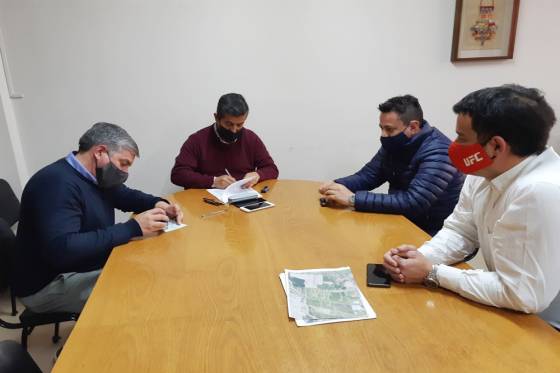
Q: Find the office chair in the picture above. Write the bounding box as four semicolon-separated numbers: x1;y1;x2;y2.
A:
0;217;80;349
0;179;19;316
0;179;79;350
0;340;42;373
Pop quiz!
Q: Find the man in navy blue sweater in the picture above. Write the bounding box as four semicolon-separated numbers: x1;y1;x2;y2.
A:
11;122;183;313
319;95;464;236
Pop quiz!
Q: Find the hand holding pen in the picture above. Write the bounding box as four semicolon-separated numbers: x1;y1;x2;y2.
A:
212;168;236;189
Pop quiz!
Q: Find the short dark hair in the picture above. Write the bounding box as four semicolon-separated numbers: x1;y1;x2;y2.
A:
378;95;424;124
452;84;556;156
216;93;249;119
78;122;139;156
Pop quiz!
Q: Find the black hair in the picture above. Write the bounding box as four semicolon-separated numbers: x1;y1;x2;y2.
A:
453;84;556;156
216;93;249;119
378;95;424;124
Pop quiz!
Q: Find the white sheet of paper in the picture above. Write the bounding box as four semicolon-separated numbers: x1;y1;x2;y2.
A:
278;272;376;327
206;175;259;204
164;219;187;233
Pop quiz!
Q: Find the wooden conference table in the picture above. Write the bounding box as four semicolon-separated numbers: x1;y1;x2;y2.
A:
53;180;560;372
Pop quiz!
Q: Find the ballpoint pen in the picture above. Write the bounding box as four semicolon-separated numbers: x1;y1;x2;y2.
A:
225;168;232;177
201;209;227;219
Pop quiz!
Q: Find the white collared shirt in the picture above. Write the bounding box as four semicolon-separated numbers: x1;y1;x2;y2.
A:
419;147;560;328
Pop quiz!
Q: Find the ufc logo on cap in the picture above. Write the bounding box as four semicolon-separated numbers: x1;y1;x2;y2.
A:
463;152;484;166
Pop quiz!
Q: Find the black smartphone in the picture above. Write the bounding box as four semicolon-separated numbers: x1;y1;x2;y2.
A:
367;263;391;288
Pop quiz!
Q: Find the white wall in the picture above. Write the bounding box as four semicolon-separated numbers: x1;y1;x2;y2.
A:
1;0;559;197
0;98;20;195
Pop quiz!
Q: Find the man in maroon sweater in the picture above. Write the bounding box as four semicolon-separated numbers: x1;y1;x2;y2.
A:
171;93;279;189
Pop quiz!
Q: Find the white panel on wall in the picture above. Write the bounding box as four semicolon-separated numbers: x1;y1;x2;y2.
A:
0;98;20;196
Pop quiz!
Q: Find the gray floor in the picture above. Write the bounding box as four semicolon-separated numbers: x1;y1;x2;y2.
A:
0;288;75;373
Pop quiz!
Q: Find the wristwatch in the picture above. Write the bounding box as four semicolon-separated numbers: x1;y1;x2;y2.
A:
349;194;356;207
423;264;440;289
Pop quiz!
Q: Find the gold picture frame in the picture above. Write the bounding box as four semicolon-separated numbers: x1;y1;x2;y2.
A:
451;0;520;62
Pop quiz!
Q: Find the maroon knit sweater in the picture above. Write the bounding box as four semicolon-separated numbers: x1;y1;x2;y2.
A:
171;125;279;189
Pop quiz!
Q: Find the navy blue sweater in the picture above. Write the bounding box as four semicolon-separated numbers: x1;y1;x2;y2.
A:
335;122;464;236
11;158;161;297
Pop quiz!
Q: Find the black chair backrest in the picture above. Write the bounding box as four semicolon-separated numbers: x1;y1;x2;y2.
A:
0;217;16;290
0;179;19;227
0;340;42;373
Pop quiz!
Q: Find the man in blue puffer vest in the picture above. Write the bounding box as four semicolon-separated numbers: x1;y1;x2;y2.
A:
319;95;464;236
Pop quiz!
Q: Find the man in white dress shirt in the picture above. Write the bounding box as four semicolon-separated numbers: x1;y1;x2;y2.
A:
382;84;560;329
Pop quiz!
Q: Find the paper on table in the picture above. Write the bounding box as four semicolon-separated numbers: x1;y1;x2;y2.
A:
278;272;376;327
206;175;260;204
164;219;187;233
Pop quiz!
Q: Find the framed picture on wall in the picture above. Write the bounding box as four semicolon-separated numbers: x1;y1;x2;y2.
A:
451;0;520;62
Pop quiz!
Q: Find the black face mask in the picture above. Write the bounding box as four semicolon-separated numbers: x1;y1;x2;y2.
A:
380;131;410;153
214;122;243;144
95;153;128;188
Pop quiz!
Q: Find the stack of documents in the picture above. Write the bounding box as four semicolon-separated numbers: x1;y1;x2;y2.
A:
279;267;376;327
206;176;261;204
